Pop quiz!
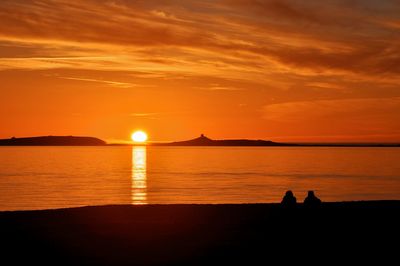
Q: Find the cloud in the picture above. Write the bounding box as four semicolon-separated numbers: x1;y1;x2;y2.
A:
129;113;159;117
199;85;244;91
0;0;400;81
306;82;344;90
58;76;136;88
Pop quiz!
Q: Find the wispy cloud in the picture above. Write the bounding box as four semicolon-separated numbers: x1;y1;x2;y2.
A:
1;0;400;80
199;85;244;91
1;0;400;142
58;76;135;88
306;82;344;90
129;113;160;119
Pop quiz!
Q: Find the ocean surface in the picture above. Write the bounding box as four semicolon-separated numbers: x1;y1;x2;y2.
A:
0;146;399;210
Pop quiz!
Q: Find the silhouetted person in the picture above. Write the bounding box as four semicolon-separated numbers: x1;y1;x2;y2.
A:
304;191;321;207
281;190;297;208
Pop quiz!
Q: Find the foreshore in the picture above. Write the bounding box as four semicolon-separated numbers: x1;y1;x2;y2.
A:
1;201;399;265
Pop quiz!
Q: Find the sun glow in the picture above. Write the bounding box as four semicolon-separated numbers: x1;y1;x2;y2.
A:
131;131;148;143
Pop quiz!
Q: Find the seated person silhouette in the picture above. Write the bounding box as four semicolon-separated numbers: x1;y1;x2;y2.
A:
303;191;322;207
281;190;297;207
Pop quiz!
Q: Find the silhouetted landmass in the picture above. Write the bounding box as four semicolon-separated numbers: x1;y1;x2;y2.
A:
150;134;400;147
152;134;297;146
2;135;398;147
0;136;106;146
0;201;398;265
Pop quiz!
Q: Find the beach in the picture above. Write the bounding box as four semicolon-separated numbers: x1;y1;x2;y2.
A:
1;201;399;265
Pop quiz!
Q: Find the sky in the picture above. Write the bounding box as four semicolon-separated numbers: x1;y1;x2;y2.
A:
1;0;400;143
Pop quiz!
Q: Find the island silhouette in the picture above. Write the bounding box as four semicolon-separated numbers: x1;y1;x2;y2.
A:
152;134;296;146
0;134;399;147
0;136;106;146
0;134;293;146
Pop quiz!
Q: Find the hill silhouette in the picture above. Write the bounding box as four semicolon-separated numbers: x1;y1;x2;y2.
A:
151;134;400;147
0;136;106;146
153;134;296;146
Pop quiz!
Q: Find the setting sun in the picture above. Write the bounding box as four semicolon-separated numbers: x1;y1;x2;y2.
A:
131;131;148;143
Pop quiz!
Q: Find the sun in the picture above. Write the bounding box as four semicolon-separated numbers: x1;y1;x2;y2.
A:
131;131;148;143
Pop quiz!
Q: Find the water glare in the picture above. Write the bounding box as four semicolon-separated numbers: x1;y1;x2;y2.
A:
131;146;147;204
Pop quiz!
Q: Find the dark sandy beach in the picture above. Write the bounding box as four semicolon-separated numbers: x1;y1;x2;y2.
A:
1;202;399;265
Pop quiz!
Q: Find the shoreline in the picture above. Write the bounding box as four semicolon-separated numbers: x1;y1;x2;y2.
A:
1;199;399;212
1;201;399;264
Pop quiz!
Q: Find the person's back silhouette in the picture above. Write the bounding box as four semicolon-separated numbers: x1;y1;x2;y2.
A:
281;190;297;207
303;191;321;207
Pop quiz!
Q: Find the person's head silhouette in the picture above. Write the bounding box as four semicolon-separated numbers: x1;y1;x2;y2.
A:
286;190;294;197
304;190;321;206
281;190;297;207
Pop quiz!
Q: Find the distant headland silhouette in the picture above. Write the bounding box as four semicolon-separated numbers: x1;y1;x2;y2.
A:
151;134;400;147
153;134;296;146
0;134;399;147
0;136;106;146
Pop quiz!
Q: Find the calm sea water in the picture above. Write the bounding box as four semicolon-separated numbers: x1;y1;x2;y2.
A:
0;146;399;210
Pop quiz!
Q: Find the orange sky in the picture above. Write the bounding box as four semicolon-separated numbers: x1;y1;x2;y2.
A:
1;0;400;143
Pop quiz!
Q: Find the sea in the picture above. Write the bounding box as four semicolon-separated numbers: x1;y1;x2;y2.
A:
0;146;399;210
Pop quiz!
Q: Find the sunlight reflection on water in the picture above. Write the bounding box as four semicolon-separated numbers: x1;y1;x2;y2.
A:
131;146;147;205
